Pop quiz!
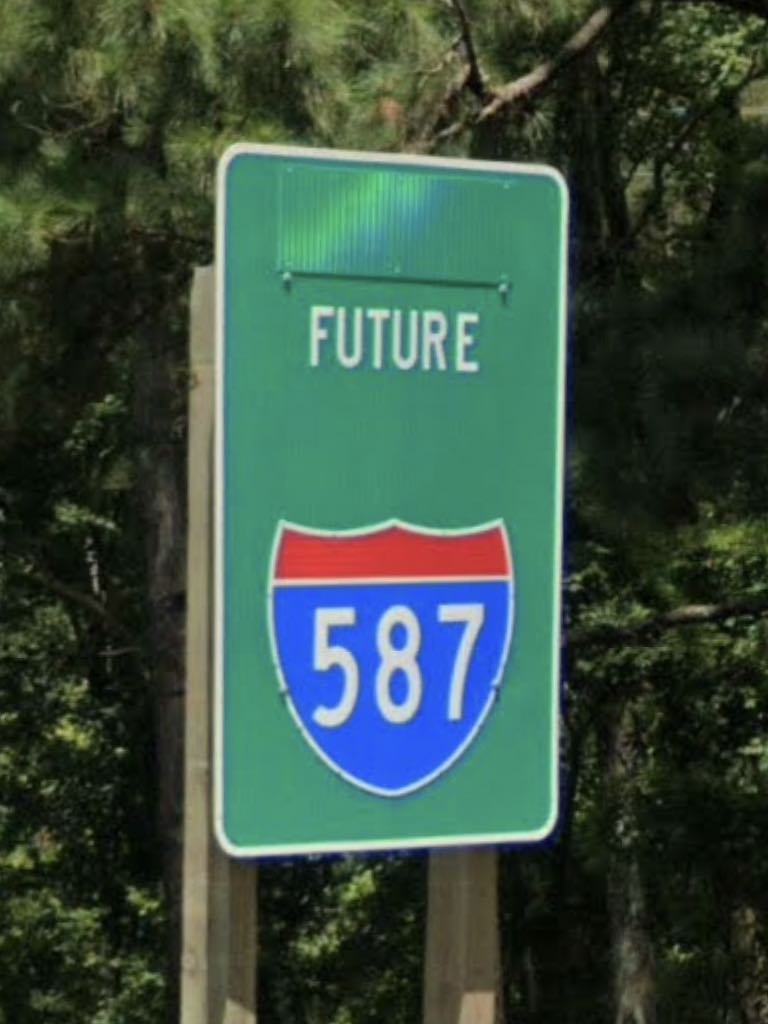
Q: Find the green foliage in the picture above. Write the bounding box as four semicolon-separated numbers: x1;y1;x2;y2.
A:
2;0;768;1020
259;856;424;1024
0;568;164;1022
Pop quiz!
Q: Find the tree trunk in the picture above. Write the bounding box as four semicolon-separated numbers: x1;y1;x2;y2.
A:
731;904;768;1024
608;701;657;1024
134;323;187;1022
563;51;632;282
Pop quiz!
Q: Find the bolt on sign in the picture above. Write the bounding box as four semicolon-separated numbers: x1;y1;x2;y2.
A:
215;144;568;857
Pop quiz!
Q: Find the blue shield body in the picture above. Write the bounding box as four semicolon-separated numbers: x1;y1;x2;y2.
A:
269;520;514;796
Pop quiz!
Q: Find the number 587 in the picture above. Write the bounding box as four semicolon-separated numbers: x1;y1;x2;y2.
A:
312;603;485;728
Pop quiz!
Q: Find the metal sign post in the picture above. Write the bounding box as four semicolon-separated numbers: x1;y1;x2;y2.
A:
424;849;501;1024
181;267;257;1024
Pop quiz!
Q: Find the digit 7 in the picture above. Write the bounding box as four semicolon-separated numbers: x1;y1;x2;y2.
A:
437;603;485;721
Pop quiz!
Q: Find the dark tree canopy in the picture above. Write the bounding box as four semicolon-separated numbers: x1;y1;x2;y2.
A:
1;1;767;1021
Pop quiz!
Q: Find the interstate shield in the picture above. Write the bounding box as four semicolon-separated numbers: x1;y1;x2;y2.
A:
268;520;515;796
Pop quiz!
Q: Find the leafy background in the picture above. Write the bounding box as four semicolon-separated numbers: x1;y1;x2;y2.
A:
1;1;767;1021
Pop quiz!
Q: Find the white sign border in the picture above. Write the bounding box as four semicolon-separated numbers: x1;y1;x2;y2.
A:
214;143;568;858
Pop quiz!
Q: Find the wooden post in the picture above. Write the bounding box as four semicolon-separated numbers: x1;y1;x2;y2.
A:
180;267;258;1024
423;849;502;1024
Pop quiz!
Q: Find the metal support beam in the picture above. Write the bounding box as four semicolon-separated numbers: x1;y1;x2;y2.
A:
180;266;257;1024
423;849;502;1024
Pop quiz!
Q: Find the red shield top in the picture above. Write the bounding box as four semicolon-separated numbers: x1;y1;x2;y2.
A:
273;520;513;583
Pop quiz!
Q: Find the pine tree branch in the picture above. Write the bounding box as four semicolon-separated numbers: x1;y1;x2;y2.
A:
420;0;636;149
415;34;464;93
418;0;764;151
32;570;117;623
569;595;768;650
443;0;490;101
16;560;129;635
479;0;635;122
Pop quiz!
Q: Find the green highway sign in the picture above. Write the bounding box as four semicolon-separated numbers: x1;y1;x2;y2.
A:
215;144;568;856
